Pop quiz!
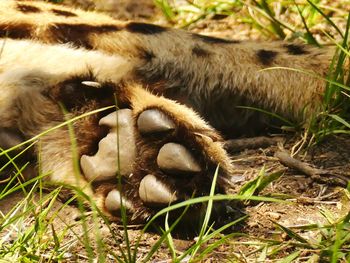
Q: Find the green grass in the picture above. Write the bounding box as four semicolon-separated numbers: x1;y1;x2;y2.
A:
1;0;350;262
157;0;350;144
2;132;347;262
154;0;350;261
0;140;279;262
0;106;284;261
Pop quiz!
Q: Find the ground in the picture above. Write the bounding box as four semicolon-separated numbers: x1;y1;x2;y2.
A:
0;0;349;262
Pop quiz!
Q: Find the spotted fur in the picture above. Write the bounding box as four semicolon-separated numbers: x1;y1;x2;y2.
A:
0;0;338;222
0;0;333;136
0;39;235;221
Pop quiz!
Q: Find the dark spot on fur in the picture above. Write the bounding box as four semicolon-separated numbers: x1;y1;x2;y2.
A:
137;46;156;61
283;43;309;55
192;45;211;57
53;74;116;111
51;9;77;17
256;49;278;65
50;73;129;111
125;22;167;34
17;4;41;13
0;127;34;173
192;33;240;44
0;128;25;150
0;23;33;39
134;61;182;91
49;23;120;49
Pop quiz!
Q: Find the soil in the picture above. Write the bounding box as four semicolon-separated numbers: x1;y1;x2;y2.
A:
1;0;349;262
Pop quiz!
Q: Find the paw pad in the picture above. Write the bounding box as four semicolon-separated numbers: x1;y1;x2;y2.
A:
80;105;231;222
80;109;136;181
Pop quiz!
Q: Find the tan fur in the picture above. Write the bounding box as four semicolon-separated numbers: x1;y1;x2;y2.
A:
0;39;132;128
0;39;129;198
0;0;338;221
0;38;232;221
0;0;334;135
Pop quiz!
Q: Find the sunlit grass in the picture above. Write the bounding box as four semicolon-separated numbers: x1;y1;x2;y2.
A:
154;0;349;41
0;142;280;262
0;0;349;262
0;103;287;261
153;0;350;261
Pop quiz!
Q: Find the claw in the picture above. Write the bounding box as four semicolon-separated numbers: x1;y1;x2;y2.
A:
137;109;175;134
81;81;101;88
139;174;177;205
105;189;133;212
157;143;202;174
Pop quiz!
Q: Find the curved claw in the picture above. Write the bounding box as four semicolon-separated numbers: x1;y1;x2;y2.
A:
137;109;175;134
157;143;202;174
139;174;177;205
81;81;101;88
105;189;133;212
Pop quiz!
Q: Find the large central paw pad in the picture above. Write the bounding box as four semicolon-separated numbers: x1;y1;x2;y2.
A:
81;109;136;181
80;104;232;223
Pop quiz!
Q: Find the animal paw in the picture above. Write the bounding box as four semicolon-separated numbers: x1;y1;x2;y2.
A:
80;86;234;223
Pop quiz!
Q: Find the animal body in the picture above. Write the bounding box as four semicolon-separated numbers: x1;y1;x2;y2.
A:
0;0;334;222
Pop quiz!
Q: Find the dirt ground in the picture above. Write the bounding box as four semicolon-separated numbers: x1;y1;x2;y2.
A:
1;0;349;262
1;133;349;261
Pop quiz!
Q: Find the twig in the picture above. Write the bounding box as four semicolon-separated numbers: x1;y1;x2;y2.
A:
224;136;284;153
275;151;349;187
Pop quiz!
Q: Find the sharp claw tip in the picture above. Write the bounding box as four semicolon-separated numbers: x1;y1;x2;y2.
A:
81;81;102;88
